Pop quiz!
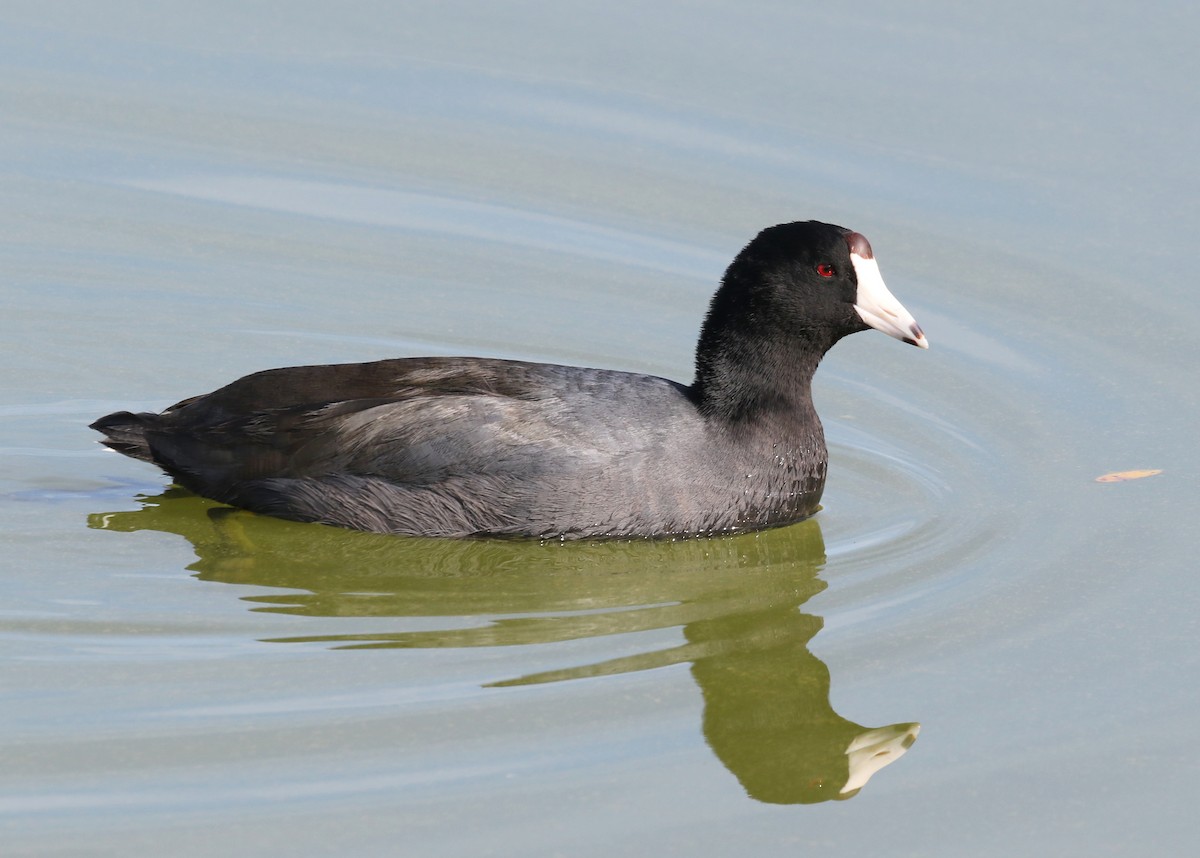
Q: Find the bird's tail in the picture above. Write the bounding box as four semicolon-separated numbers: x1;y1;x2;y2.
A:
90;411;156;462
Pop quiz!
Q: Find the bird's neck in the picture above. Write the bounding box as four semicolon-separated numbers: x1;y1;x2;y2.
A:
690;325;832;428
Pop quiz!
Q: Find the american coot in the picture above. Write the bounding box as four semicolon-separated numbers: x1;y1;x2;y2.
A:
92;221;927;540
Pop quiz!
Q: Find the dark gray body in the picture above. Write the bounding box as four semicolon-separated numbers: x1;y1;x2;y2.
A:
94;356;825;539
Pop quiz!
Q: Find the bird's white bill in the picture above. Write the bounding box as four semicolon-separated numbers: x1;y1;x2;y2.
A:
851;253;929;349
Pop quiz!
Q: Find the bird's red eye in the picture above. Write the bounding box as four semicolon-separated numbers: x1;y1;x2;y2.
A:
816;263;835;277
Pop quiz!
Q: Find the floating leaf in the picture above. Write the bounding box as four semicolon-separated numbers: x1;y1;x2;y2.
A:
1094;469;1162;483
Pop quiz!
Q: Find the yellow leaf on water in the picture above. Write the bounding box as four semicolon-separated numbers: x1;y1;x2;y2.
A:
1094;469;1163;483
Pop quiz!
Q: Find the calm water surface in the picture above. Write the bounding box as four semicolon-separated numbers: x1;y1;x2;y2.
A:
3;2;1198;855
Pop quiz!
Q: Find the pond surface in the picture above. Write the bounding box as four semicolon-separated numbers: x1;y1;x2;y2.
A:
3;2;1198;855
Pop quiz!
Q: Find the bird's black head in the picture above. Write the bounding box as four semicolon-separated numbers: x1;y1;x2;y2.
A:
708;220;926;351
693;221;926;419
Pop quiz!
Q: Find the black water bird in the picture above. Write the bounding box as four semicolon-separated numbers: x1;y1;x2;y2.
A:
91;221;927;539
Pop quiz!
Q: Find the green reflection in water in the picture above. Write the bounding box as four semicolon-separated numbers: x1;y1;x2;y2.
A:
90;489;919;804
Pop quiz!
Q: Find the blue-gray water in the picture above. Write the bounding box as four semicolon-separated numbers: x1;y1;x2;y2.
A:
3;2;1197;855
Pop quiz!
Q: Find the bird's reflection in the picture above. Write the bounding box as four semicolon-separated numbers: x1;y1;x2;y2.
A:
90;489;919;803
